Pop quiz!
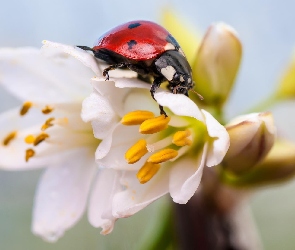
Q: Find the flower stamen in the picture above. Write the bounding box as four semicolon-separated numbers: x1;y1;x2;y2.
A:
139;115;170;134
34;133;49;146
136;161;161;184
148;148;178;163
125;139;148;164
25;148;35;162
2;131;17;146
42;105;54;114
41;118;55;131
20;101;33;116
25;135;35;144
121;110;155;125
172;129;192;146
146;136;173;153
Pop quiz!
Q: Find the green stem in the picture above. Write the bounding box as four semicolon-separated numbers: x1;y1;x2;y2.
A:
138;202;177;250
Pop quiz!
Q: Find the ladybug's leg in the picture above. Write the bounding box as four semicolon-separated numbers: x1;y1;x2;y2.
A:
103;62;129;80
151;76;167;116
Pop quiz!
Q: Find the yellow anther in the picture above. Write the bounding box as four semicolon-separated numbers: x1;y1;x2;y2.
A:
25;135;35;144
41;117;55;131
172;129;192;146
42;105;54;114
148;148;178;163
136;161;161;184
139;115;171;134
20;101;33;116
25;148;35;162
125;139;148;164
2;131;17;146
34;133;49;146
121;110;155;125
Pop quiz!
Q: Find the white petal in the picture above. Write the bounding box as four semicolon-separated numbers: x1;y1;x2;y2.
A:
96;124;145;169
155;92;204;121
91;78;155;117
114;77;151;90
0;104;94;169
88;169;122;235
169;145;207;204
0;47;93;102
81;92;119;139
94;125;116;160
91;79;131;117
112;169;169;218
42;40;101;76
32;148;96;242
228;112;276;135
202;110;230;167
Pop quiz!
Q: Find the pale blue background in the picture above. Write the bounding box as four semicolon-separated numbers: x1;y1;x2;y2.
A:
1;1;295;249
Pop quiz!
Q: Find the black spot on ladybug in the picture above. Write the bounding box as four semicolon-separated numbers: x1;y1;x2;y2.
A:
128;22;141;29
166;34;180;49
127;40;137;50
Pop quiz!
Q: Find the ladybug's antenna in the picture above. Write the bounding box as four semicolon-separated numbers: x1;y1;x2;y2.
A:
76;45;95;53
189;89;204;100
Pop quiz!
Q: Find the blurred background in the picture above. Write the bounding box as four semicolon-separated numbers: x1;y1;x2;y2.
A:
1;0;295;249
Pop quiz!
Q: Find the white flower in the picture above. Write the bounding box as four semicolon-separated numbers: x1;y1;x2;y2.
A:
0;41;230;241
82;76;230;218
0;42;120;241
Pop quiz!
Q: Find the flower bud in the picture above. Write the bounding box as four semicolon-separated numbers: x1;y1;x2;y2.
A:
275;53;295;100
222;112;276;175
192;23;242;107
222;140;295;187
161;9;200;64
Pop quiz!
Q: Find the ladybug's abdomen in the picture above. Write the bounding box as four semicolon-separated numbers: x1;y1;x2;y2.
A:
93;20;178;61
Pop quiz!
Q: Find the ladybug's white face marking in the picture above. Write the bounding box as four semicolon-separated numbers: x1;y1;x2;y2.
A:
180;75;185;82
164;43;175;51
187;78;192;83
161;65;176;81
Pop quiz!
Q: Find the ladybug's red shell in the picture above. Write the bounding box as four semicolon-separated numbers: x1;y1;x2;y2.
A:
93;20;180;61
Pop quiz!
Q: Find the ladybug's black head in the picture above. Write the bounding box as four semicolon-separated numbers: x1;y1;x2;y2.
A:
154;50;194;96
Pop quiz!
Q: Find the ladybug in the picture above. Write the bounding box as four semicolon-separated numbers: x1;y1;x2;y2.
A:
77;20;201;116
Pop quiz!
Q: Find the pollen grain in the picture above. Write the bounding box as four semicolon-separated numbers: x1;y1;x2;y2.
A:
148;148;178;163
139;115;170;134
2;131;17;146
41;117;55;131
121;110;155;125
20;101;33;116
25;148;35;162
125;139;148;164
42;105;54;114
172;129;192;146
34;133;49;146
137;161;161;184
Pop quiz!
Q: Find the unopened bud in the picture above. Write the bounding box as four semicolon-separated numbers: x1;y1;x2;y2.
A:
222;112;276;175
192;23;242;107
222;140;295;187
275;52;295;100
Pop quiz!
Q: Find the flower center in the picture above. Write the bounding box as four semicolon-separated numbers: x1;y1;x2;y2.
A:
121;110;193;184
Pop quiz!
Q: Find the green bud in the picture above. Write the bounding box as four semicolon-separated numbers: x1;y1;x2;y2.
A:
275;53;295;100
192;23;242;107
161;9;200;65
223;112;276;175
